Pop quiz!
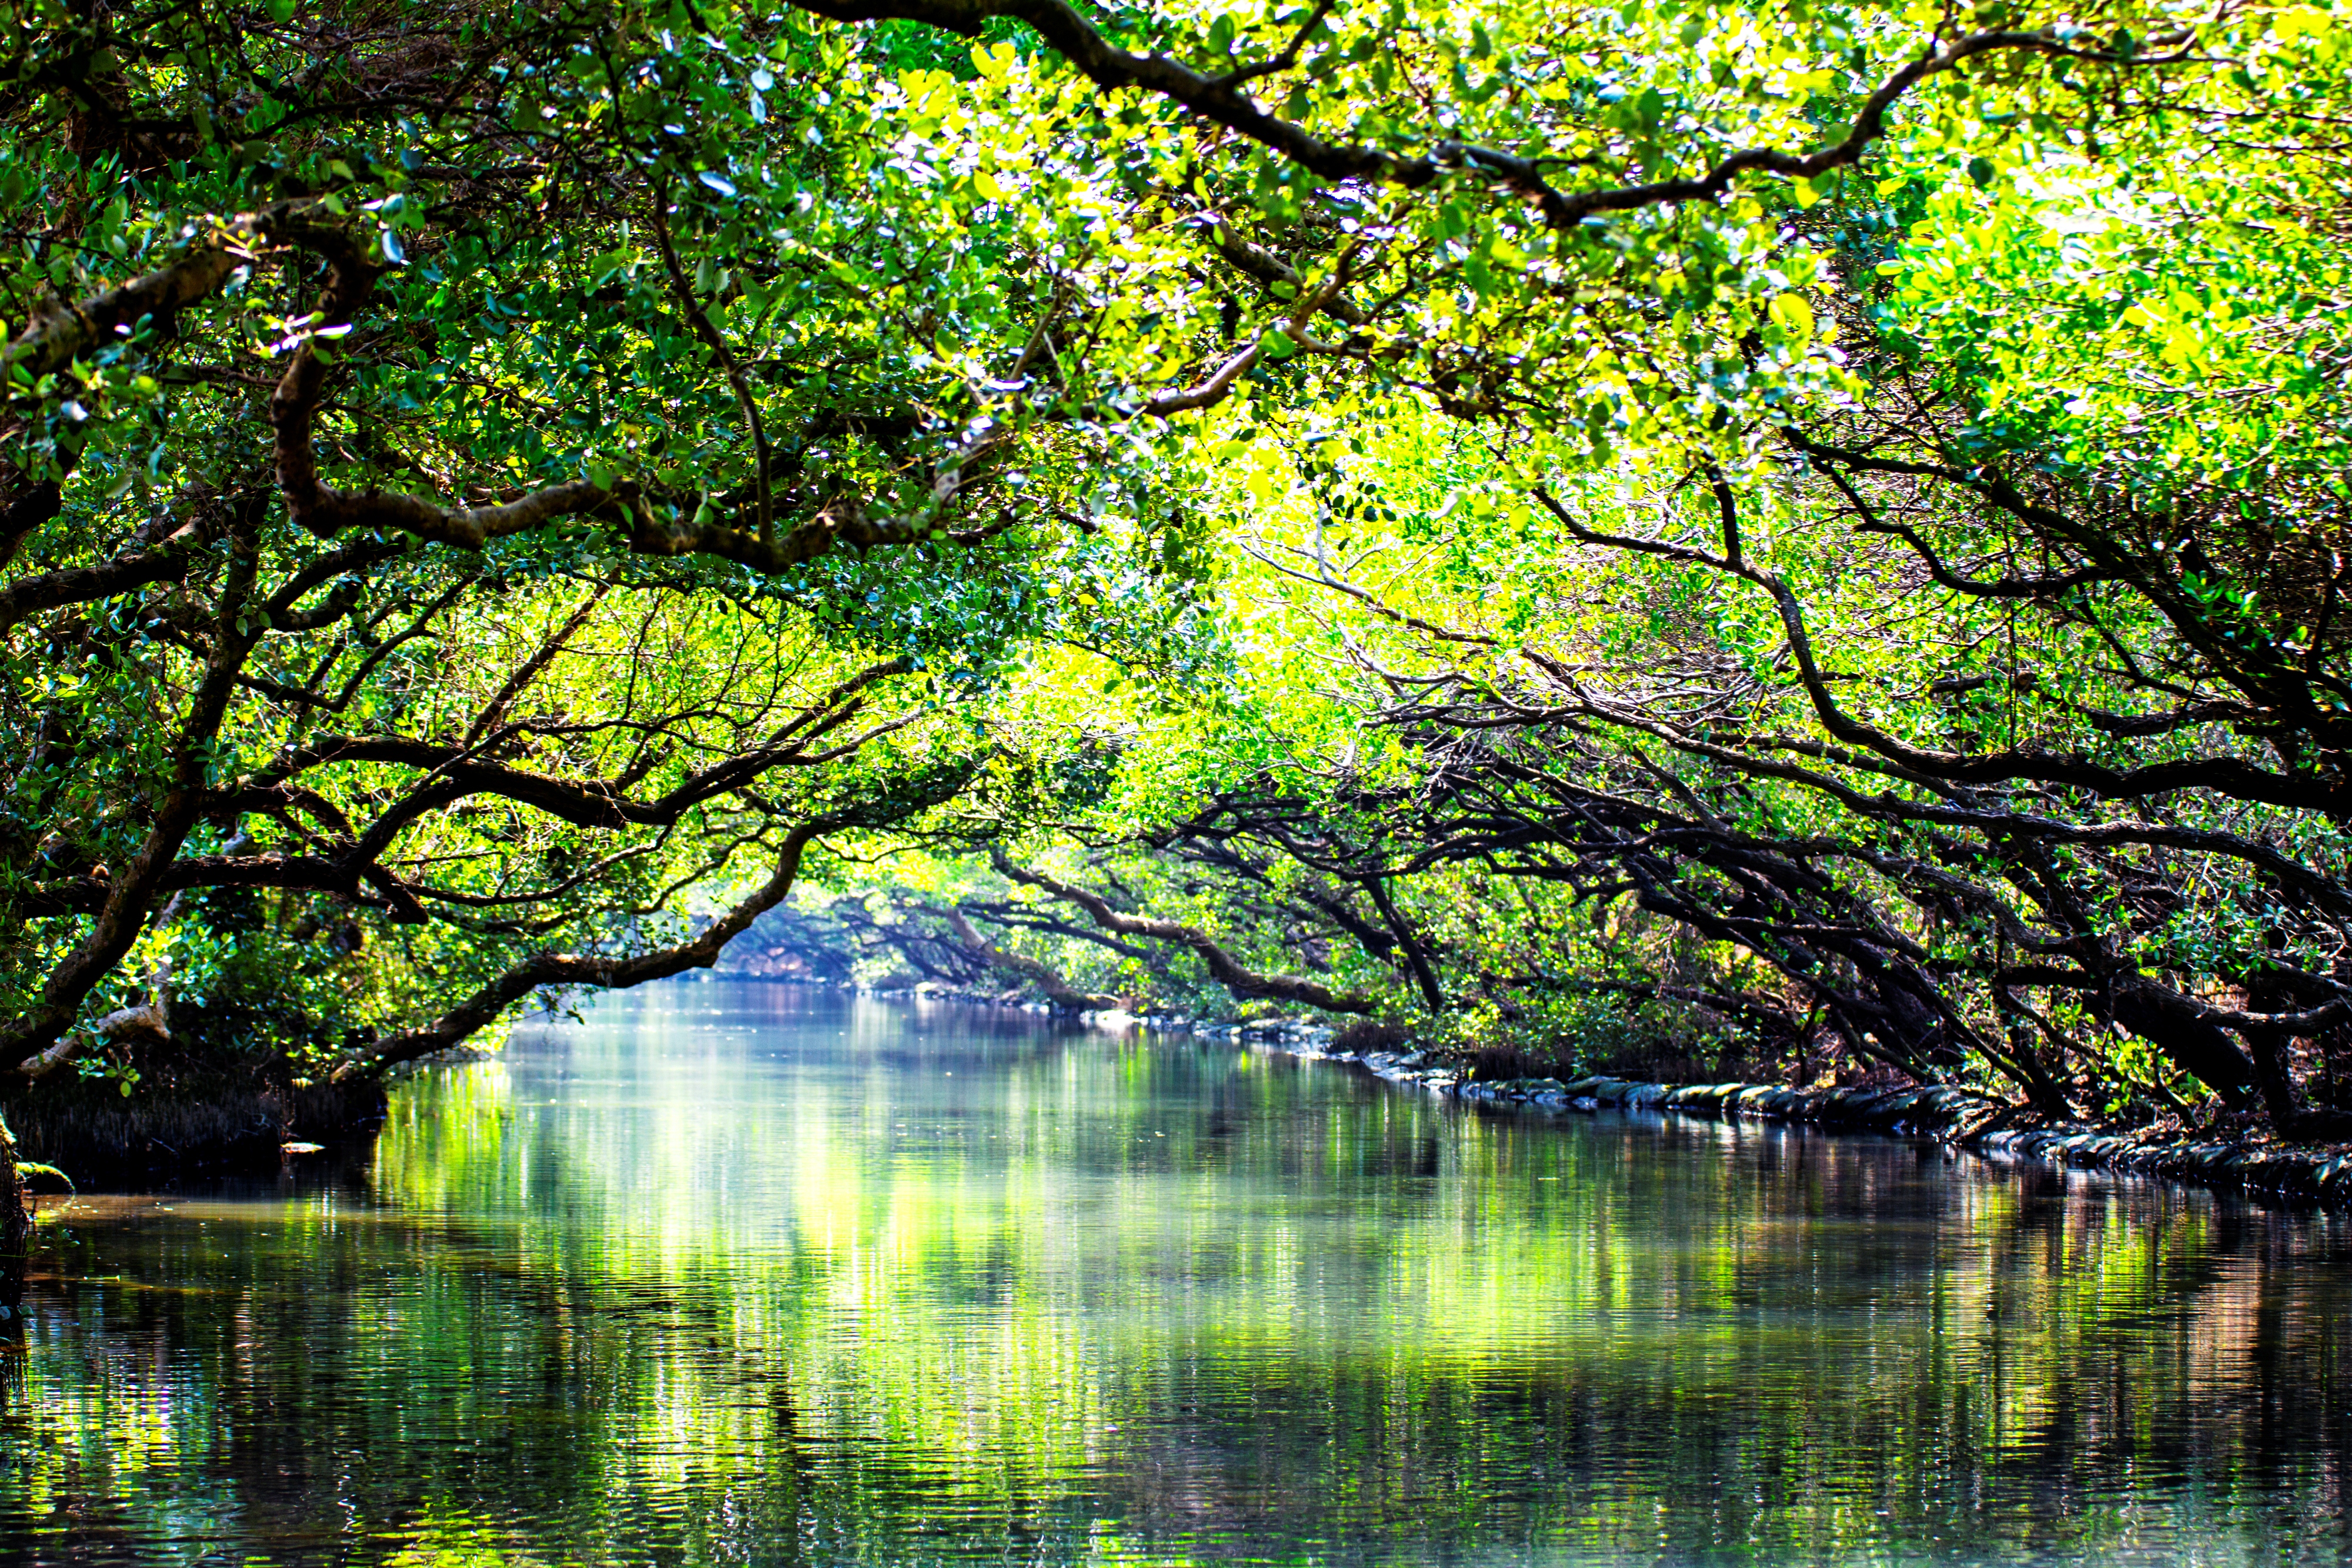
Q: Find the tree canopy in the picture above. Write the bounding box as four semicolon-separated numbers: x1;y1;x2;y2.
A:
4;0;2348;1141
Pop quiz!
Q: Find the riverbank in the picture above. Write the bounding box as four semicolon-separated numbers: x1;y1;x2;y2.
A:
43;968;2333;1208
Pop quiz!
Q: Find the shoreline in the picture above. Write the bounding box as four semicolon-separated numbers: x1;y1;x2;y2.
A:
729;974;2352;1212
1314;1043;2352;1213
41;972;2341;1211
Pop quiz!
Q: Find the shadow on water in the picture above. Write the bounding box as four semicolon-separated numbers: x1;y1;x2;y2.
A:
1;977;2347;1565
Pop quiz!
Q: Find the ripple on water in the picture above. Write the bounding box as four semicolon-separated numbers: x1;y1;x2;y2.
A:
2;978;2347;1565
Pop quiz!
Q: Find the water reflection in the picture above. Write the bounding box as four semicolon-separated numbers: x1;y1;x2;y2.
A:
3;980;2347;1564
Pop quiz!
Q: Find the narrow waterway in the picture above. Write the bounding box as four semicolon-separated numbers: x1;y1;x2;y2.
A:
4;979;2347;1564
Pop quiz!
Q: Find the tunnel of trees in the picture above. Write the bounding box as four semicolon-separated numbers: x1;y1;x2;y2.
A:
1;0;2346;1252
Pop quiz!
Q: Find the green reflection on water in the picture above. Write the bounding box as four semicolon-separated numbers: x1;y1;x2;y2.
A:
4;980;2347;1565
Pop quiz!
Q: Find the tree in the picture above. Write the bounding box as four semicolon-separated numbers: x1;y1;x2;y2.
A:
0;0;1201;1104
826;0;2352;1131
4;0;2344;1161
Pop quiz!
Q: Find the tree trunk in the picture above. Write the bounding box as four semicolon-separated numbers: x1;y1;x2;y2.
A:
943;911;1122;1012
0;1116;28;1318
2106;979;2259;1108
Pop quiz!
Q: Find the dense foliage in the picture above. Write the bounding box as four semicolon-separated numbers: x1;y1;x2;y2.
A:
2;0;2348;1161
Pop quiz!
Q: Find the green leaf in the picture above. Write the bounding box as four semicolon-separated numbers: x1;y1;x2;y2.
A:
1769;293;1814;337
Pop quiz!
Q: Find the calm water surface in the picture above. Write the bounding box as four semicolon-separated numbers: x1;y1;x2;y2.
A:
4;980;2348;1564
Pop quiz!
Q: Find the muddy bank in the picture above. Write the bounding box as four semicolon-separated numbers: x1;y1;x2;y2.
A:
1;1073;387;1185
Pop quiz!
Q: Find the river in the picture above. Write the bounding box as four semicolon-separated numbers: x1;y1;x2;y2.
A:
3;979;2347;1564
